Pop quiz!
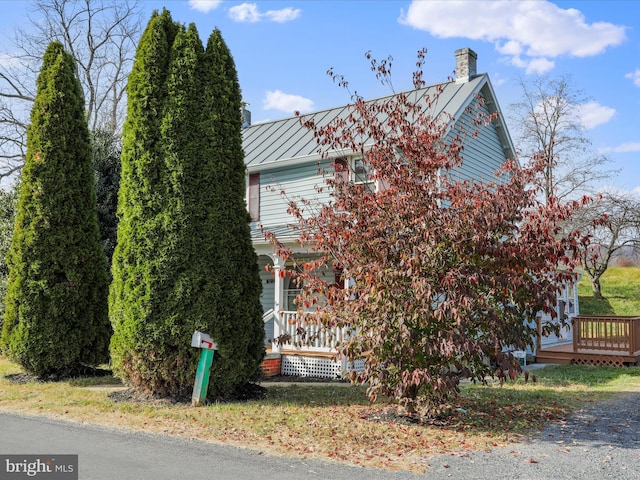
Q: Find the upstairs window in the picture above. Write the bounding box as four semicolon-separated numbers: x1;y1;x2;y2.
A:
353;157;375;192
248;172;260;221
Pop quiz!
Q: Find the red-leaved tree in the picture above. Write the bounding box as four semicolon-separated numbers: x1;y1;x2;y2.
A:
266;50;588;416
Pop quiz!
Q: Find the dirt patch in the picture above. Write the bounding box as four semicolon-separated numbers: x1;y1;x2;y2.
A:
4;365;113;384
365;405;458;427
5;373;42;384
108;388;190;405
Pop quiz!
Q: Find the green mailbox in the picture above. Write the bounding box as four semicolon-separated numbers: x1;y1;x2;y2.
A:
191;331;217;406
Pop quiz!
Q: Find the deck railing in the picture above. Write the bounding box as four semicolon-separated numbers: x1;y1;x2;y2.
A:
275;311;350;352
572;315;640;355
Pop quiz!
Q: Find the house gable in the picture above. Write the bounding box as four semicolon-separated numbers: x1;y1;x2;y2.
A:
243;51;516;244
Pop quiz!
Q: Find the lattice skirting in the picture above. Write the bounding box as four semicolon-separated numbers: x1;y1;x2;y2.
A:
571;356;637;367
281;355;365;378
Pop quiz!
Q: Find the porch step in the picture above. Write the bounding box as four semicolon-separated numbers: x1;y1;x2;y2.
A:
535;351;573;365
279;349;337;359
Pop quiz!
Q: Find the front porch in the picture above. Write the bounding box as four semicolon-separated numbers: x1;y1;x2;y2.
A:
536;315;640;366
261;309;360;378
257;251;599;375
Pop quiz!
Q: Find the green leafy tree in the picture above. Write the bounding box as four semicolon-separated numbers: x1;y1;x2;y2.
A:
110;11;263;398
1;42;110;376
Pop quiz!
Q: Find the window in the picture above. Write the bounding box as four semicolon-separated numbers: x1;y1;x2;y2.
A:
334;157;349;184
248;172;260;221
333;156;377;192
353;157;375;192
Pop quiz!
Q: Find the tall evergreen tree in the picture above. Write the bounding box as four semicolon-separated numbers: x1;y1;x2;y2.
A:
92;129;121;270
109;9;180;393
0;185;18;327
202;29;264;397
110;11;263;397
1;42;110;376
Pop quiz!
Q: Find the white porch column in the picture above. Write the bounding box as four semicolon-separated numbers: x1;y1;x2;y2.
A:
269;254;286;353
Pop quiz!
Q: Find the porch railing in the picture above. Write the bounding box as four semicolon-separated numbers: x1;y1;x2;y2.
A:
275;310;350;352
573;315;640;355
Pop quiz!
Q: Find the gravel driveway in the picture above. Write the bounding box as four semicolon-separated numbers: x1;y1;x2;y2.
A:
422;391;640;479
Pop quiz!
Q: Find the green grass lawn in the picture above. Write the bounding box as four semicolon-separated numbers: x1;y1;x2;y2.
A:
578;267;640;316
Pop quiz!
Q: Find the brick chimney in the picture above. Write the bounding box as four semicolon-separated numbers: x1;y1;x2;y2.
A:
241;103;251;128
455;48;477;84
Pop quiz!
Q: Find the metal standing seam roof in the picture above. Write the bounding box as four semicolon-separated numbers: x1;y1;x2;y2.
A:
242;73;516;171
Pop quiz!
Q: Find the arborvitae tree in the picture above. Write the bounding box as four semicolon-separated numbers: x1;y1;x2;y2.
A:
1;42;110;376
0;185;18;326
202;29;264;397
92;129;121;270
109;9;180;393
111;12;263;397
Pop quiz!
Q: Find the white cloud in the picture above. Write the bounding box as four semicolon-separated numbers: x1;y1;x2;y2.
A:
188;0;222;14
264;7;301;23
508;55;554;74
229;3;301;23
497;40;523;56
596;185;640;200
613;142;640;153
626;68;640;87
524;57;555;75
263;90;314;114
598;142;640;154
229;3;260;22
576;101;616;129
0;53;24;69
399;0;627;73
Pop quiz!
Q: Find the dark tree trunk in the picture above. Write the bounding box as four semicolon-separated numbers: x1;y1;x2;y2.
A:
590;276;604;299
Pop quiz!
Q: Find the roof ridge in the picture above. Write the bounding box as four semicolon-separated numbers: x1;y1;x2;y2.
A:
246;74;488;128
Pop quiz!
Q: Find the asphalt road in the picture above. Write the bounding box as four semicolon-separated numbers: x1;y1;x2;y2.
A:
4;390;638;480
0;413;417;480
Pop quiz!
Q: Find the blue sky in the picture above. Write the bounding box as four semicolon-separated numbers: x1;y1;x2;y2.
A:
1;1;639;192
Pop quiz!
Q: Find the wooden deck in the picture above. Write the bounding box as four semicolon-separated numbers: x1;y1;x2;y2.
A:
537;342;640;366
537;315;640;366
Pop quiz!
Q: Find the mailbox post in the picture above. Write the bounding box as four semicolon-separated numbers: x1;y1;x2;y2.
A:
191;331;217;407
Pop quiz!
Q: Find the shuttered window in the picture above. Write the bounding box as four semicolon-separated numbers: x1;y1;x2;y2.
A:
248;172;260;221
334;157;349;184
353;158;375;192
